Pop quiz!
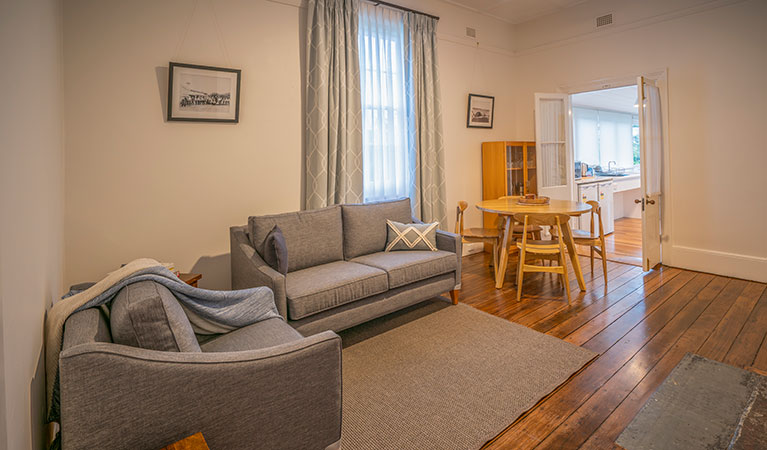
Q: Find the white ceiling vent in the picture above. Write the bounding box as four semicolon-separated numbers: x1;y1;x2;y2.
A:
596;13;613;28
465;27;476;39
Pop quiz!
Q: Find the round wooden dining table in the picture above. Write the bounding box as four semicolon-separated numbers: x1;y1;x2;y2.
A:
476;197;592;290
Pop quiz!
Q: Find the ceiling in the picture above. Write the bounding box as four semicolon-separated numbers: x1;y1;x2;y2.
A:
445;0;589;24
571;86;638;114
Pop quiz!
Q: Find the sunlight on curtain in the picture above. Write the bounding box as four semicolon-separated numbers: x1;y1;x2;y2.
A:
573;107;599;166
599;110;634;168
539;98;567;187
358;3;413;203
573;107;635;169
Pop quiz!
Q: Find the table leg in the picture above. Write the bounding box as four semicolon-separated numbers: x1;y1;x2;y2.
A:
495;215;512;289
561;221;586;291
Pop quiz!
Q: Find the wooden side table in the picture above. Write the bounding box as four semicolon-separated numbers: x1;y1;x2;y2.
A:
179;273;202;287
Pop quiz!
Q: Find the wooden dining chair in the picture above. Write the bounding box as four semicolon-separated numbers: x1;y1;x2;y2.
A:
497;196;543;241
513;213;572;304
571;200;608;292
455;201;502;269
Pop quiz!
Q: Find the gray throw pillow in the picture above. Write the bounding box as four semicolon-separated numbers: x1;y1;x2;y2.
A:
110;280;201;352
260;225;288;275
385;220;439;252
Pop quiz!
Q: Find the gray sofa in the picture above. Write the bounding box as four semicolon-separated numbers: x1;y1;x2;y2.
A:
59;281;342;450
231;198;462;336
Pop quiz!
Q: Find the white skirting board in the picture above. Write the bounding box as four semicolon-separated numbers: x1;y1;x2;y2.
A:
666;245;767;283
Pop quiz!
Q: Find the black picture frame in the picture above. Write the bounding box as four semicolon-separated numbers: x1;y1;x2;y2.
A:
167;62;241;123
466;93;495;128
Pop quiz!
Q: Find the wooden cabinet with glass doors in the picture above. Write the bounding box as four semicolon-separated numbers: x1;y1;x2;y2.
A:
481;141;537;230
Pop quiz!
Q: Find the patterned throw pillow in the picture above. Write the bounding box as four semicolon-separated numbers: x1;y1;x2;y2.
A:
385;220;438;252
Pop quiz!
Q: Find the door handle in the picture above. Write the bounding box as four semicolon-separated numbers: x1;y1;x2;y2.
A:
646;199;656;205
634;199;643;204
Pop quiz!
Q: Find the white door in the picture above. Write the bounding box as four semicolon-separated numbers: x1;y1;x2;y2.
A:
535;93;574;201
637;76;663;271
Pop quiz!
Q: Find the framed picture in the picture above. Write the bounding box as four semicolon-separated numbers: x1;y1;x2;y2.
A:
466;94;494;128
167;62;241;123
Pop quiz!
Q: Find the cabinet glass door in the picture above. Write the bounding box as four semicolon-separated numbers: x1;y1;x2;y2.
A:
506;145;524;195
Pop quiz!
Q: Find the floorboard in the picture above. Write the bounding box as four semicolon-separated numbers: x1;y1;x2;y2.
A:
456;252;767;449
577;217;642;266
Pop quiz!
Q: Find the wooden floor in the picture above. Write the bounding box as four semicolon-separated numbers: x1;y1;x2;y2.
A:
458;252;767;449
578;218;642;267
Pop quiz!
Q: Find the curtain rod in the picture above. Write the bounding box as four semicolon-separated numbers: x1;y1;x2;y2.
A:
369;1;440;21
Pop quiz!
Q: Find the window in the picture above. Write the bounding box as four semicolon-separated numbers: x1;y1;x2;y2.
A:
358;3;414;203
573;107;637;169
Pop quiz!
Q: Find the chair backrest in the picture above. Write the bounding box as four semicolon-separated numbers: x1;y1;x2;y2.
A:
512;213;570;228
455;201;468;234
513;213;570;243
587;200;605;237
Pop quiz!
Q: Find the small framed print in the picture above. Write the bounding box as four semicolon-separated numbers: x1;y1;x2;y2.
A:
167;62;241;123
466;94;494;128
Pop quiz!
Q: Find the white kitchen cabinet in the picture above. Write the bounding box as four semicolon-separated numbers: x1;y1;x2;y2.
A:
598;180;614;234
577;181;614;234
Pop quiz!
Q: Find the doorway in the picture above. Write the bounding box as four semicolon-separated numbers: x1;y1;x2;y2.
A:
535;74;665;271
571;86;643;266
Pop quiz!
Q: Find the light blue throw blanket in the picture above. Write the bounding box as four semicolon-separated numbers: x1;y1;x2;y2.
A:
46;261;279;424
77;266;280;334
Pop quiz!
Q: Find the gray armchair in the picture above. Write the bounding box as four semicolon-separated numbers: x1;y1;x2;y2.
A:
59;307;342;450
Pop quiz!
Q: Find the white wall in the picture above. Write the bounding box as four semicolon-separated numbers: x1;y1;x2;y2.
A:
63;0;516;289
510;0;767;281
0;0;65;448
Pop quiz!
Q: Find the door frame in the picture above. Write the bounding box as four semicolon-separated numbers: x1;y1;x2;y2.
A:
557;68;672;267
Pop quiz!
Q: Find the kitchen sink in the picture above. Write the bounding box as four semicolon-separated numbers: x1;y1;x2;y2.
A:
594;171;629;177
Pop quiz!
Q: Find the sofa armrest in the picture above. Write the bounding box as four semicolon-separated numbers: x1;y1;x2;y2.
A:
230;226;288;318
60;331;342;450
436;230;462;290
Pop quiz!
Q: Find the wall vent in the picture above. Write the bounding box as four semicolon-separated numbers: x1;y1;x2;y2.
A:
465;27;476;38
596;13;613;28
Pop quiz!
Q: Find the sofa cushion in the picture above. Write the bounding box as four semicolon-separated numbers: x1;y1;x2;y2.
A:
249;205;344;273
341;198;412;259
200;317;302;352
110;280;201;352
286;261;388;320
351;250;457;289
260;225;288;275
385;220;439;251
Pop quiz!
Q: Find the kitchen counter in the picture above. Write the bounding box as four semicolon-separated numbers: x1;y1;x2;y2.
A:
575;173;640;185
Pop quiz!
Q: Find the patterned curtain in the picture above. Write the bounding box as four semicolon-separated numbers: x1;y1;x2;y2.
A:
305;0;363;209
404;12;447;228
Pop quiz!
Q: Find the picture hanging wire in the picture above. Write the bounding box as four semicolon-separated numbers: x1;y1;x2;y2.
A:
173;0;233;67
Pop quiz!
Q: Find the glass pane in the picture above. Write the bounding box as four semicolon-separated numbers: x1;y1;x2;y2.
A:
511;146;523;169
526;146;535;169
539;99;567;187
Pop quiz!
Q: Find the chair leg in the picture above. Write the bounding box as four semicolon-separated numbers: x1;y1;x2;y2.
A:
516;248;526;302
590;245;594;273
449;289;459;305
560;250;571;304
601;246;608;293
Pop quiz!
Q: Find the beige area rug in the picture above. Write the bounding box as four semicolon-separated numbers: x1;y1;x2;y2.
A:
339;301;597;450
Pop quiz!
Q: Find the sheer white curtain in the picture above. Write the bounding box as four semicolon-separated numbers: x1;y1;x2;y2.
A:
573;107;599;165
539;98;567;187
573;107;634;168
599;110;634;168
643;85;662;195
358;2;414;203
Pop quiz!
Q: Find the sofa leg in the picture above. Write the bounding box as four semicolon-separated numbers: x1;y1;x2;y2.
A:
449;290;459;305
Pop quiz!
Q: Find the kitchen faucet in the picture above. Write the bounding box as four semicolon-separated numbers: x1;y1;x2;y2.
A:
608;161;617;172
